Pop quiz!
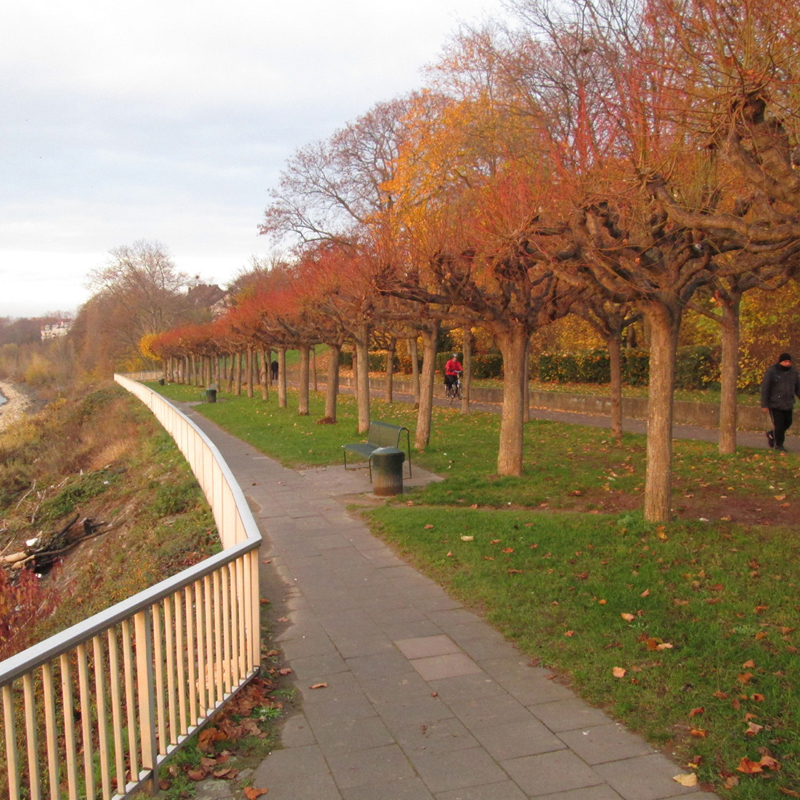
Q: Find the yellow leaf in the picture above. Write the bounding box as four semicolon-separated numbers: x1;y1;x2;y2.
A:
672;773;698;786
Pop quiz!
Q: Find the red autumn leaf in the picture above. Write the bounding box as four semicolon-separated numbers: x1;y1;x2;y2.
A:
424;524;434;529
490;539;501;544
187;768;207;781
244;789;269;800
760;755;781;770
742;659;756;668
713;691;729;700
736;757;763;774
778;789;800;797
689;707;705;718
745;722;763;736
709;583;725;591
738;672;753;684
640;589;650;597
508;568;523;574
502;547;514;553
278;668;292;676
751;693;765;702
621;613;636;622
689;729;707;738
612;667;626;678
564;630;574;637
214;767;239;779
310;683;328;689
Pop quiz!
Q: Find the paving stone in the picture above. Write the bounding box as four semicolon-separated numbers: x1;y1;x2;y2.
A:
334;635;396;659
426;671;506;705
251;745;342;800
472;718;566;760
395;634;462;660
409;745;509;794
379;620;445;642
449;691;536;730
593;754;704;800
529;698;615;732
345;649;417;680
411;653;484;681
279;712;316;748
288;651;350;680
279;633;339;661
340;777;436;800
325;743;416;789
311;713;396;756
558;724;654;765
501;749;604;796
533;787;625;800
394;716;479;755
434;780;529;800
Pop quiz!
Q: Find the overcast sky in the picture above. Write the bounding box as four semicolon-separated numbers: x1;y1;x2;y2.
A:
0;0;510;318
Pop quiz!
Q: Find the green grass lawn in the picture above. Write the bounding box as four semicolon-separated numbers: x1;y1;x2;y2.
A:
151;380;799;798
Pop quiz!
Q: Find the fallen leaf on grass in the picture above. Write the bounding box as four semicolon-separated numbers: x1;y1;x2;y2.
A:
713;691;729;700
508;569;523;575
310;683;328;689
742;659;756;668
672;773;697;787
738;672;753;684
244;788;269;800
502;547;514;553
690;729;707;738
621;613;636;622
424;524;434;529
737;757;764;774
778;789;800;797
745;722;763;736
460;535;474;541
723;776;739;789
159;780;172;790
564;630;574;637
752;693;766;702
198;728;226;752
760;755;781;770
612;667;626;678
187;768;207;781
213;767;238;779
689;707;705;718
640;589;650;597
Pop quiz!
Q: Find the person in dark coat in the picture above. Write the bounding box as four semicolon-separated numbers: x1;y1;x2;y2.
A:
271;360;279;381
760;352;800;452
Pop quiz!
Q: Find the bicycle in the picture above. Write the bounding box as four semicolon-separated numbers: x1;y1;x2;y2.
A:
445;374;462;403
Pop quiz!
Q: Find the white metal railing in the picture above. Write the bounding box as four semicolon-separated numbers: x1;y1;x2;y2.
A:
0;375;262;799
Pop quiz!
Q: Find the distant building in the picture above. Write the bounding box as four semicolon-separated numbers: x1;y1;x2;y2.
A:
40;321;71;339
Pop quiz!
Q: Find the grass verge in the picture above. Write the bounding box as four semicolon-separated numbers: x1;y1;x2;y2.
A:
151;380;800;798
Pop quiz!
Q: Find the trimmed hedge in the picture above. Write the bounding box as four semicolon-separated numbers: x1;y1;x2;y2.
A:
538;347;719;390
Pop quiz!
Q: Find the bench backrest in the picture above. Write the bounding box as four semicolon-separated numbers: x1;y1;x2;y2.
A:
367;420;407;448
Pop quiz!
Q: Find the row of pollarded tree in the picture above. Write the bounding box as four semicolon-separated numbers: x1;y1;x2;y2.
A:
157;0;800;522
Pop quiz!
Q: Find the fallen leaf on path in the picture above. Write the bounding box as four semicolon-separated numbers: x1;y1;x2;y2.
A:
310;683;328;689
244;789;268;800
672;773;697;787
186;768;207;781
278;668;292;676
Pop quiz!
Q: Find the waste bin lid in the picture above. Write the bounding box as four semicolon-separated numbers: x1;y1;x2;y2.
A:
371;446;404;456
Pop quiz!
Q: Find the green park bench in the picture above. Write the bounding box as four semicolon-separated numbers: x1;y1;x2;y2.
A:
342;420;412;480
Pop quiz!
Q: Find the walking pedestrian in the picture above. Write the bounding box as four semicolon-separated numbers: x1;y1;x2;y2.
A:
760;352;800;453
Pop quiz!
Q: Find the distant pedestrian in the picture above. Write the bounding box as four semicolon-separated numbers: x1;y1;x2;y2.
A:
271;360;279;381
760;352;800;453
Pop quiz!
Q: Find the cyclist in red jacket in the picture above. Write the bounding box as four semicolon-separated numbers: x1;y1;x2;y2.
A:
444;353;463;393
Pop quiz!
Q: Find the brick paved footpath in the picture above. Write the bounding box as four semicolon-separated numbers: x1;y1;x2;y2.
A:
178;404;718;800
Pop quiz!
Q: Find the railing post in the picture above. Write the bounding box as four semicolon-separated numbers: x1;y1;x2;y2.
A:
134;609;158;793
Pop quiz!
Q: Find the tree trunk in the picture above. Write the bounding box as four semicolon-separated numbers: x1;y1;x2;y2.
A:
352;347;359;407
277;347;287;408
496;326;529;476
227;353;234;393
718;294;741;455
266;348;273;386
409;336;421;406
260;349;269;400
523;337;531;423
325;344;341;421
246;348;254;399
608;333;623;443
298;344;310;415
461;328;473;414
354;326;371;434
311;346;318;392
415;323;439;450
162;359;168;382
235;352;243;396
644;302;681;522
385;338;396;404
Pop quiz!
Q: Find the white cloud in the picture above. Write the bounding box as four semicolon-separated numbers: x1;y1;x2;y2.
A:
0;0;506;318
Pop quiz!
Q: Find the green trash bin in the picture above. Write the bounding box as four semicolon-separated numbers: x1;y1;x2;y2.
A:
371;446;405;496
206;385;217;403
